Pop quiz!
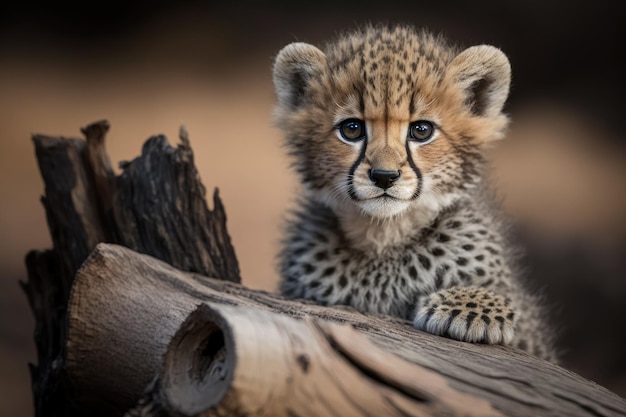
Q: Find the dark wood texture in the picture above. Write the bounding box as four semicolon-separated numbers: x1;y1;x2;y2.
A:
22;121;240;416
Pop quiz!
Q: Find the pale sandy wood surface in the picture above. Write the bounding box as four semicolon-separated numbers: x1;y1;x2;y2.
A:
67;243;626;417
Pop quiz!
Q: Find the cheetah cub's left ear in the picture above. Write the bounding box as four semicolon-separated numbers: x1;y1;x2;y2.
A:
273;43;326;111
447;45;511;119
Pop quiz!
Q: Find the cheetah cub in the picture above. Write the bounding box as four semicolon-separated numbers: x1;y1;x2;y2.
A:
272;25;556;361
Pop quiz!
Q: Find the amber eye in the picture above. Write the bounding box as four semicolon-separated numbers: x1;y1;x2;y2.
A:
338;119;366;142
408;120;435;143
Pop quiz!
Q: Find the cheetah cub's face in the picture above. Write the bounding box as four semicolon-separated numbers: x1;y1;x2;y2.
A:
273;26;511;219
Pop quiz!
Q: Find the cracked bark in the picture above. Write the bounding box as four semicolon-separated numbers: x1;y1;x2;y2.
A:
23;121;239;417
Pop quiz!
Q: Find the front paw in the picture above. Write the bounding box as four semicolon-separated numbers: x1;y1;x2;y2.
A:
413;286;516;345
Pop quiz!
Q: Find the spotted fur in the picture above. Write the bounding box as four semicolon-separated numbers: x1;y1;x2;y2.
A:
272;24;557;362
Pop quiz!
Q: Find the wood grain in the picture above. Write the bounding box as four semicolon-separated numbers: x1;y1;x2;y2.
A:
67;243;626;417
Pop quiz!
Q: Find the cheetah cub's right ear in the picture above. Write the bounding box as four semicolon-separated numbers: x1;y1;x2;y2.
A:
447;45;511;119
273;42;326;111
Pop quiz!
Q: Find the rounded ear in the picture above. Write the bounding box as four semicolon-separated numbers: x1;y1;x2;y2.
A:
273;42;326;111
447;45;511;118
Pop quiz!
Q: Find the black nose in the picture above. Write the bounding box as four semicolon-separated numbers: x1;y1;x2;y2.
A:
368;169;401;190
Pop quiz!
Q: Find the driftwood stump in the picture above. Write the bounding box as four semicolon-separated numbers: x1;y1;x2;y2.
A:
24;121;626;417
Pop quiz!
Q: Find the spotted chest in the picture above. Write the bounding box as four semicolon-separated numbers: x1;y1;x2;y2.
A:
279;198;511;320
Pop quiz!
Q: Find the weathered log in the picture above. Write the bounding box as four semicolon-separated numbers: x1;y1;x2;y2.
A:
23;132;114;417
23;121;240;416
69;243;626;417
133;304;502;417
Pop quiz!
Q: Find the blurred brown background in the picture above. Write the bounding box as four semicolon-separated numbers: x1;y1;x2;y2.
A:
1;1;624;415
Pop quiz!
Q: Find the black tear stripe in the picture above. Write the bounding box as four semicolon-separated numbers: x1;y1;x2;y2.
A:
347;139;368;200
405;140;423;200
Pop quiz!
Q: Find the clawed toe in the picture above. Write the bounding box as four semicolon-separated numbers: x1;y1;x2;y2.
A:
413;286;516;345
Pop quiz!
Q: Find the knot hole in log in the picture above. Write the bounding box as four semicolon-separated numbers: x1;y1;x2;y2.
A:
162;305;233;415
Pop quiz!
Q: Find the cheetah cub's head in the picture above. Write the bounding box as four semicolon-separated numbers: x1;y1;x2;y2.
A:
273;26;511;220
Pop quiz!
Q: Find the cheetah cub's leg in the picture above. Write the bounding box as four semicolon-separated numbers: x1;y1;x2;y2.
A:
413;286;516;345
